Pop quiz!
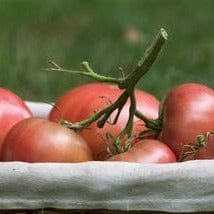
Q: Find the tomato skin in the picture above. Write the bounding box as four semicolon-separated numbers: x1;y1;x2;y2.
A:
0;88;32;159
158;83;214;160
49;83;160;160
107;139;176;163
1;118;92;162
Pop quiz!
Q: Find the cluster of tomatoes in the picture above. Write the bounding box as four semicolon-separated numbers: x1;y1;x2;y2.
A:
0;81;213;164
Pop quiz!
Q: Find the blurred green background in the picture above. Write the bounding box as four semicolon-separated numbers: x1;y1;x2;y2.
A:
0;0;213;102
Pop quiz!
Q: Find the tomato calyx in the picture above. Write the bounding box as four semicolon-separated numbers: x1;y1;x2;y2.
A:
48;28;168;155
135;110;162;135
100;133;135;159
134;103;164;139
179;132;214;161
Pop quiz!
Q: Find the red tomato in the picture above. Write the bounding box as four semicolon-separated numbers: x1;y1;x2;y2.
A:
107;139;176;163
1;118;92;162
49;83;160;160
158;83;214;160
0;88;32;159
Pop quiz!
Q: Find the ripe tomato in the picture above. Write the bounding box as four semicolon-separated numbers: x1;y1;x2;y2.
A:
107;139;176;163
158;83;214;160
49;83;160;160
1;118;92;162
0;88;32;159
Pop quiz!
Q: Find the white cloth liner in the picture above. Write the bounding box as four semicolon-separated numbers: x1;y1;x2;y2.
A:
25;101;53;118
0;101;213;212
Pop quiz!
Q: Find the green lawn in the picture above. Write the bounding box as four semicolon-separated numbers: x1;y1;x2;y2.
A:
0;0;213;102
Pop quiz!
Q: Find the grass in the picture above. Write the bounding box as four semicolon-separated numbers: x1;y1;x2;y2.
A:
0;0;214;102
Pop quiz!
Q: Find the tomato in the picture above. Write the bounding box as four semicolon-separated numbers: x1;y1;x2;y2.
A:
1;117;92;162
0;88;32;159
158;83;214;160
49;83;160;160
107;139;176;163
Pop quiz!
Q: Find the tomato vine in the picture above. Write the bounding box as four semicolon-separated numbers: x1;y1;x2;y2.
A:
179;132;214;161
47;28;168;154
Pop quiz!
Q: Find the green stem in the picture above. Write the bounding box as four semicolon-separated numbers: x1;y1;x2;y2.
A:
125;88;136;136
50;28;168;154
62;90;129;130
179;132;214;161
48;28;167;89
135;110;162;131
97;90;129;128
119;28;168;89
113;88;136;153
48;61;122;85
